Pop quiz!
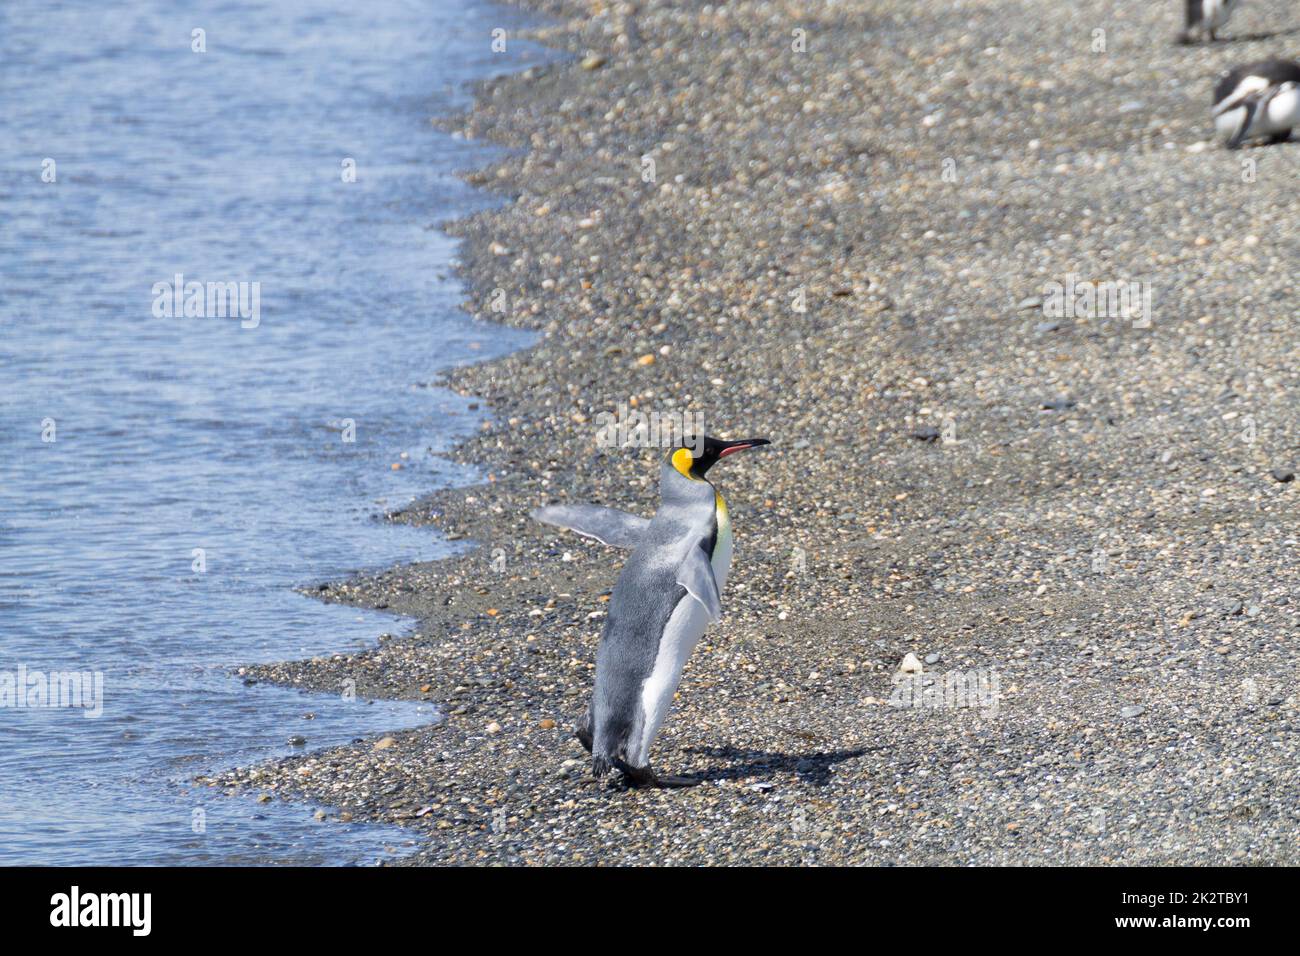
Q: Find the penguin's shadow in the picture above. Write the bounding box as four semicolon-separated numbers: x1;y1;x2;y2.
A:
682;744;880;786
1219;27;1300;42
1177;27;1300;45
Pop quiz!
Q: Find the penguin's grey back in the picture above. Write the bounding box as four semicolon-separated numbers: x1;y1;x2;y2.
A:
590;462;717;774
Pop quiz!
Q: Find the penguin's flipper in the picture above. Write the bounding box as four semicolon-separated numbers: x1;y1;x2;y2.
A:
675;543;722;620
575;711;594;753
1226;98;1259;149
530;504;651;549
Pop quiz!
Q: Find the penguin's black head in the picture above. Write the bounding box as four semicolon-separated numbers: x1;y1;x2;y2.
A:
670;435;771;480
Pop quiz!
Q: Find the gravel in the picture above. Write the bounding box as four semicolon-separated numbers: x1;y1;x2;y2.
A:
202;0;1300;865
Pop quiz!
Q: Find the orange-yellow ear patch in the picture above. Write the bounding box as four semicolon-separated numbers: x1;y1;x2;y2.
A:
671;447;697;479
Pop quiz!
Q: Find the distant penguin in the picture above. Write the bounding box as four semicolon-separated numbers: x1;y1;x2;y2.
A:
1212;59;1300;148
532;435;770;788
1179;0;1240;44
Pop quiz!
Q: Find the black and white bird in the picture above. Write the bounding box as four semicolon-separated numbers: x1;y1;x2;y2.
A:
1212;59;1300;148
532;435;770;788
1179;0;1241;44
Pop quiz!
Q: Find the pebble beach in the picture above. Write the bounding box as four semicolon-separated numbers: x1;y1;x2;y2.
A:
205;0;1300;864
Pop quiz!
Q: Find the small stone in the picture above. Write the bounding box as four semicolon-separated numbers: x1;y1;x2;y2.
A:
898;652;923;674
374;736;397;750
924;652;940;665
910;427;940;442
288;735;307;747
486;721;503;734
1270;468;1295;484
539;719;557;729
636;353;656;366
580;54;606;70
1120;705;1145;719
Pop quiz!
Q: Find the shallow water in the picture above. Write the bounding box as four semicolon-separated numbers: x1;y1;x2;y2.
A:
0;0;549;864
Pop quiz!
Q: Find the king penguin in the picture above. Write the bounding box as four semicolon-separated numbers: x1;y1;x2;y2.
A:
531;435;770;788
1179;0;1240;44
1212;59;1300;148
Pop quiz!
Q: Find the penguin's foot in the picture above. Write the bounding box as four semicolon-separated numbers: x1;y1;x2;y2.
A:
617;761;701;789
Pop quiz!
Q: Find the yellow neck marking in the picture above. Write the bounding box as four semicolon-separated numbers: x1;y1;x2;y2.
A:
672;447;699;480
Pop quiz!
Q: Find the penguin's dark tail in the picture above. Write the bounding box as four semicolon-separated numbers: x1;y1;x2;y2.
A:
592;755;613;778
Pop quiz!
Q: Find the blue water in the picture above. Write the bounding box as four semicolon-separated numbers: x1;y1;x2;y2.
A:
0;0;549;864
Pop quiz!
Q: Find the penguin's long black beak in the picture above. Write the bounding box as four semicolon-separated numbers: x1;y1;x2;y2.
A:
717;438;771;458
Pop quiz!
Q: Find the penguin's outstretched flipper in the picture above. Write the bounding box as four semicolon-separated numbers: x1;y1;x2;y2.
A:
530;504;651;548
675;543;722;620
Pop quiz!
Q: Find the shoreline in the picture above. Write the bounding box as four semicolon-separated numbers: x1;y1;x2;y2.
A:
208;0;1300;864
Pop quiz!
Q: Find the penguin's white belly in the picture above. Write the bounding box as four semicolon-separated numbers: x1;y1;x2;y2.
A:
1215;107;1245;137
631;501;733;765
1204;0;1232;30
711;497;733;590
1266;87;1300;130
